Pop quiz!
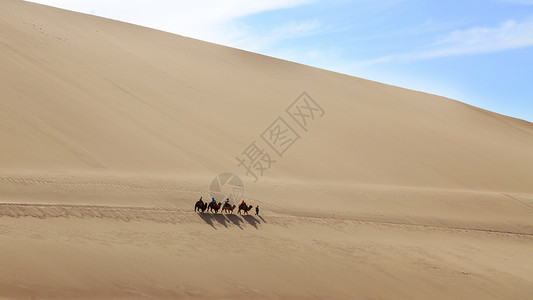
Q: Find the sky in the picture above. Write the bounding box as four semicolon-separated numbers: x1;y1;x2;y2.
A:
27;0;533;122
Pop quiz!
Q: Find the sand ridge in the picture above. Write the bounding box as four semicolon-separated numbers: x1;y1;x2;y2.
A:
1;0;533;298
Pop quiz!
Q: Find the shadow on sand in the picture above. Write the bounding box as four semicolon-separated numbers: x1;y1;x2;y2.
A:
196;212;262;230
257;215;266;223
242;215;260;229
197;213;228;229
225;214;244;229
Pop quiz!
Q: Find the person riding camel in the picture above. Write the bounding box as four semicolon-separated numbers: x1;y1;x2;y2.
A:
225;198;230;207
199;197;203;205
241;200;247;208
211;197;216;205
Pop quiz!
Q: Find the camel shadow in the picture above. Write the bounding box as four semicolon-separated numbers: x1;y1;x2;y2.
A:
242;215;260;229
225;214;244;230
197;212;228;229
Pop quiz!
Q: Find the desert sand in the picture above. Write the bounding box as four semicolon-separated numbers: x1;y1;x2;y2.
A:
1;0;533;298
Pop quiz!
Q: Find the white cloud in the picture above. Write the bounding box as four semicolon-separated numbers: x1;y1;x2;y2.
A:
356;19;533;66
26;0;314;48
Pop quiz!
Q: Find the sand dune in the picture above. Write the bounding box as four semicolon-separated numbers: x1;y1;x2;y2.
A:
1;0;533;298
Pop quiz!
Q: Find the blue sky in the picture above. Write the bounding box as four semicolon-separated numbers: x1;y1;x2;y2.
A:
28;0;533;122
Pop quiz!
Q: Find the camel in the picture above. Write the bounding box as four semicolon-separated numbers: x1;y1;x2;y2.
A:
238;203;253;215
194;200;207;213
208;202;222;213
221;203;236;214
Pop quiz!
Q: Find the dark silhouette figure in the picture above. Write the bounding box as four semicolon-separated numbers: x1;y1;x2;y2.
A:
194;199;207;213
238;203;253;215
221;203;236;214
208;202;222;213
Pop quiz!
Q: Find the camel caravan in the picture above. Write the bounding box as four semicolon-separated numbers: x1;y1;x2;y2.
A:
194;197;254;215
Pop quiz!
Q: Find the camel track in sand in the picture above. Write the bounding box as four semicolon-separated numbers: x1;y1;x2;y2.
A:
0;202;532;237
1;175;532;235
0;176;201;194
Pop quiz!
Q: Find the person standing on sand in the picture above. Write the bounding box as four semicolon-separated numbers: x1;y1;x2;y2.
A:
255;205;259;215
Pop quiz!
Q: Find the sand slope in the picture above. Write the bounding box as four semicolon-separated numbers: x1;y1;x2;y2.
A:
1;0;533;298
1;0;532;191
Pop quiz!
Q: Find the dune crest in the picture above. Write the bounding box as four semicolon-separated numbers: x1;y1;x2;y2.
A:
1;0;533;299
